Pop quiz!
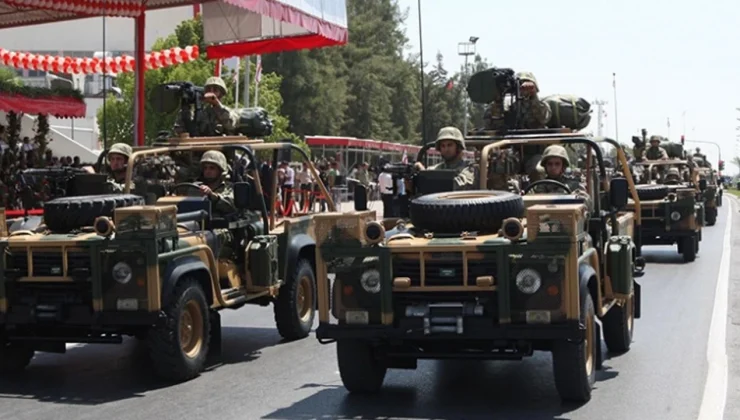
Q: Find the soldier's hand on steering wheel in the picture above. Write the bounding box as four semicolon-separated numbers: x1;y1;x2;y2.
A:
199;185;214;197
204;92;219;106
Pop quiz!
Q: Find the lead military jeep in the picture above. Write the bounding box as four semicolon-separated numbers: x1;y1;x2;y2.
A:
629;160;704;262
0;136;334;381
314;130;644;402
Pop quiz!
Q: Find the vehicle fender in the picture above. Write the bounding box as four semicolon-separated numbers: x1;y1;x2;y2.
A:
283;233;315;280
578;263;598;306
161;255;213;308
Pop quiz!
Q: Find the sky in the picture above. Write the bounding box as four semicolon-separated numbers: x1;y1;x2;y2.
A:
396;0;740;174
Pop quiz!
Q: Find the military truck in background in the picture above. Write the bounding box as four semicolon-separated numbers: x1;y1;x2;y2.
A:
0;136;334;381
629;160;704;262
696;167;721;225
314;129;644;402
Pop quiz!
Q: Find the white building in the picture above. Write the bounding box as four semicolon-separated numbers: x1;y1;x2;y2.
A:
1;6;196;160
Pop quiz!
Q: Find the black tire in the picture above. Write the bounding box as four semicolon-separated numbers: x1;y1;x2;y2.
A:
409;190;524;233
552;290;597;402
337;339;387;393
0;342;34;374
44;194;144;232
602;294;635;353
635;184;668;200
706;208;717;226
274;259;316;341
681;236;697;263
148;278;211;382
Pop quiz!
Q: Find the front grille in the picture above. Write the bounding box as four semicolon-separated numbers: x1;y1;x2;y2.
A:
393;255;497;287
6;249;91;278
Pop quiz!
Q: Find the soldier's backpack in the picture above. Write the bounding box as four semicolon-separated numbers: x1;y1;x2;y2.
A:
660;142;684;159
542;94;592;130
234;107;274;137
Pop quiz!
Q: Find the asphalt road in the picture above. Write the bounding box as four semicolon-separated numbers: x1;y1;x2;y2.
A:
0;200;734;420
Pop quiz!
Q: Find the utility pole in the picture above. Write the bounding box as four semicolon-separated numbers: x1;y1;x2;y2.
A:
457;36;478;135
593;99;608;138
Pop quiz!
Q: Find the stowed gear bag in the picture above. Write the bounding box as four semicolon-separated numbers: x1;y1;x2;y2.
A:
542;94;592;130
235;107;274;137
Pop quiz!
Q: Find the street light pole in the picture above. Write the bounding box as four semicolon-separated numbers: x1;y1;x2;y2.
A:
457;37;477;135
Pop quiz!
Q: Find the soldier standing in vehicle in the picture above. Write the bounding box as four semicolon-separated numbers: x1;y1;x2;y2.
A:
105;143;133;193
414;126;476;190
644;136;669;160
531;145;592;208
484;71;551;130
174;77;239;137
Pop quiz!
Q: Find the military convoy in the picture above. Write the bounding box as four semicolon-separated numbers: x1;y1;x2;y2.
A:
0;136;332;381
313;129;644;402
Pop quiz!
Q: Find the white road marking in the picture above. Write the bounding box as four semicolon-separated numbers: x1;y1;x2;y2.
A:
697;196;733;420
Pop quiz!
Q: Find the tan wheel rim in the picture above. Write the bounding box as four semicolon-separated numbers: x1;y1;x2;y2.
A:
296;275;314;322
627;295;635;334
180;300;204;359
585;310;595;375
435;192;493;200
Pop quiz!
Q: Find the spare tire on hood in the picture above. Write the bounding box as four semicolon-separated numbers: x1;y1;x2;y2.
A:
44;194;144;232
409;190;524;233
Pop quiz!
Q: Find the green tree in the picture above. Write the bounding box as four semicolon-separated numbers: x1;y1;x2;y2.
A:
97;16;295;148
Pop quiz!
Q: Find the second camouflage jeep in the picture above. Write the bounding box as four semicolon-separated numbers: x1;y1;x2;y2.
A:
0;136;334;381
629;160;705;262
696;167;721;225
314;131;644;402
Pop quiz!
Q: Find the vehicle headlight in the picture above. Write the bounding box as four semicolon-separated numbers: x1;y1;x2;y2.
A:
670;211;681;221
360;269;381;294
515;268;542;294
112;262;133;284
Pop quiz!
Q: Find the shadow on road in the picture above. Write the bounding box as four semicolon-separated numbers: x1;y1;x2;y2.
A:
0;326;282;406
263;355;622;420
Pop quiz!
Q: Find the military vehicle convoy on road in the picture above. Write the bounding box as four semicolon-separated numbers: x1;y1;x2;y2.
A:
314;129;644;402
0;136;333;381
629;160;705;262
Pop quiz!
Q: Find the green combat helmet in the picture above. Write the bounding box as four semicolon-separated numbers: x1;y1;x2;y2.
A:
539;145;571;168
204;77;228;97
516;71;540;92
649;135;662;144
108;143;132;160
200;150;229;173
434;126;466;150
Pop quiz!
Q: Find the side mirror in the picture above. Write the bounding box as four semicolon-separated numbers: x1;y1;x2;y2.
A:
354;184;368;211
699;179;707;191
609;177;629;209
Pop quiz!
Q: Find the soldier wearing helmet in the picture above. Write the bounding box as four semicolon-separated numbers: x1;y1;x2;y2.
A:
105;143;133;193
664;167;682;185
174;76;239;137
198;150;236;216
644;136;668;160
532;145;592;207
414;126;476;190
484;71;551;130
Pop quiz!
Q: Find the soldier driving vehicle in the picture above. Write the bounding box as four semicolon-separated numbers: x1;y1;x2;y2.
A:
315;127;644;402
0;134;335;382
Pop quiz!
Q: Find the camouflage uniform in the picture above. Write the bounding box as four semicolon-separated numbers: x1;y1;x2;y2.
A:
199;150;236;257
429;126;477;190
485;71;551;130
174;77;240;137
105;143;132;193
645;136;669;160
532;145;592;209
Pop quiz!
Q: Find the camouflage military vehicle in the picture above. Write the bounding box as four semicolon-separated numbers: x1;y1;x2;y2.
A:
0;136;334;381
697;167;721;225
314;129;644;402
628;160;704;262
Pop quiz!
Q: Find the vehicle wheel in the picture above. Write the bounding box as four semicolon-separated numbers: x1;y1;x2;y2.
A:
274;258;316;341
682;236;697;263
602;293;635;353
148;278;211;382
706;208;717;226
635;184;668;200
0;341;34;374
337;339;387;393
552;290;596;402
409;190;524;233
